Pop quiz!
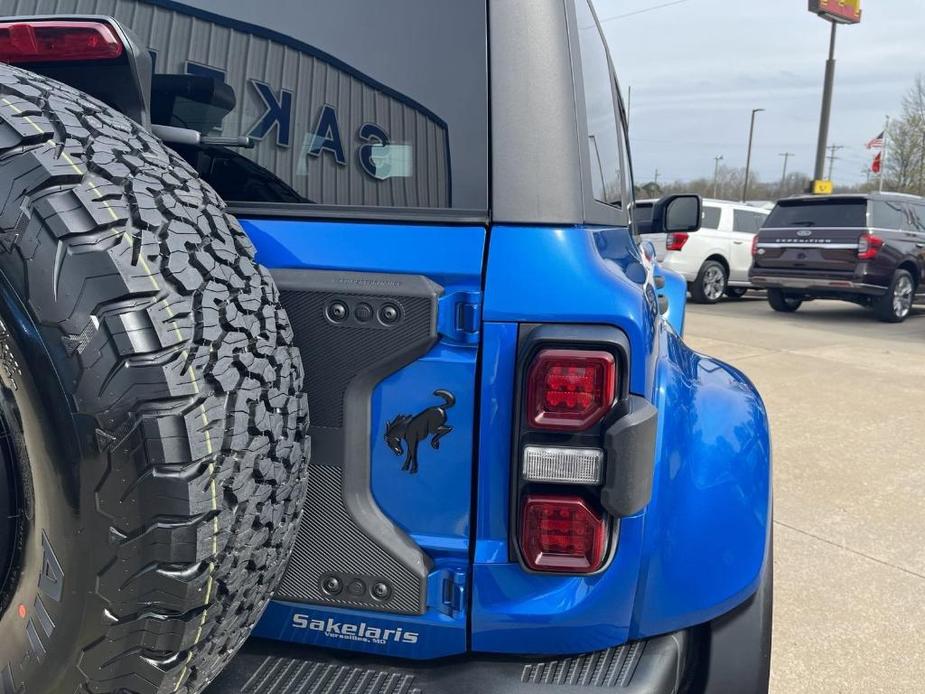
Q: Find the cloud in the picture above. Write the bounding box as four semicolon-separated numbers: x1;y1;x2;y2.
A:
598;0;925;185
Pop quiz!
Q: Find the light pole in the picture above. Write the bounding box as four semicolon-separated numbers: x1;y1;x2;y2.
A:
742;108;764;202
713;155;724;198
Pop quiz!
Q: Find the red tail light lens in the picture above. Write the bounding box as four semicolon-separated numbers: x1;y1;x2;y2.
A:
665;232;689;252
857;232;883;260
521;495;607;573
751;234;760;257
0;21;124;64
526;349;616;431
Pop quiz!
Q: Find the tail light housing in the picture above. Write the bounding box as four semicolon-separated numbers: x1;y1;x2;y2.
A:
0;21;124;64
526;349;616;431
857;231;883;260
751;234;761;257
520;495;607;573
665;232;689;252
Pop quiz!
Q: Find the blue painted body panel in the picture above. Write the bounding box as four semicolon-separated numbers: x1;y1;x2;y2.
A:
655;266;688;335
241;218;771;659
242;218;485;658
471;226;770;654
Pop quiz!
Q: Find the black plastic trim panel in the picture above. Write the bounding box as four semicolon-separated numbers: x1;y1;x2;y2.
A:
229;203;489;225
272;269;441;615
207;631;692;694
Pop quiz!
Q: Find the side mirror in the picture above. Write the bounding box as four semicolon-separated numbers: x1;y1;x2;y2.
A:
635;194;703;234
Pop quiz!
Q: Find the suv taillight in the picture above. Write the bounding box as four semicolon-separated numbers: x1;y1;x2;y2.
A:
665;232;689;252
520;495;607;573
0;21;124;64
857;231;883;260
526;349;616;431
751;234;760;257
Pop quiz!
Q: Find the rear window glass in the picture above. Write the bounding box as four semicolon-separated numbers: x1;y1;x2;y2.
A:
871;200;906;230
575;0;624;208
903;202;925;232
702;206;722;229
24;0;488;210
733;209;766;233
765;200;867;228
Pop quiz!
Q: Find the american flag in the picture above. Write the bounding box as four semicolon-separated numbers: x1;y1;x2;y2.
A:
866;131;884;150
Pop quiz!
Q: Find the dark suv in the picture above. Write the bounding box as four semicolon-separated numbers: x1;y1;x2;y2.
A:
750;193;925;322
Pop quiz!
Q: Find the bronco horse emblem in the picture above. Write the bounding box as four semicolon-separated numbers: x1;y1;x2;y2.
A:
385;390;455;474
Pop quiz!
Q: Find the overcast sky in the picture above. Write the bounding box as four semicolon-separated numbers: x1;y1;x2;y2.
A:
596;0;924;187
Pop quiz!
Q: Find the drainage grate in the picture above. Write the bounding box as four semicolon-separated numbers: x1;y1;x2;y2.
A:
241;656;423;694
520;642;646;688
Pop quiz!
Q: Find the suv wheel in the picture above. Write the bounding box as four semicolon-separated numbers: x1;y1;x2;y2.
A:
874;269;915;323
767;289;802;313
691;260;728;304
0;64;309;694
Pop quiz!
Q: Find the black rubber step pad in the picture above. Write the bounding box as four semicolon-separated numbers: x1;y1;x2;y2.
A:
207;632;689;694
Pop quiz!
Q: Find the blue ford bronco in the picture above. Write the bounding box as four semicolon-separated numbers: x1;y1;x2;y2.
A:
0;2;772;693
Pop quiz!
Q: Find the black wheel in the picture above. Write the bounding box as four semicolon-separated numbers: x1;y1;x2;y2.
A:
690;260;728;304
725;287;748;299
0;64;308;693
767;288;802;313
874;269;915;323
698;531;773;694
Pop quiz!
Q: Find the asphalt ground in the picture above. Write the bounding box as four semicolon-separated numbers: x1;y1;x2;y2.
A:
685;293;925;694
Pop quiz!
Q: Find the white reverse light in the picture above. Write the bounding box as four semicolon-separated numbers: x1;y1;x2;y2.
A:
522;446;604;485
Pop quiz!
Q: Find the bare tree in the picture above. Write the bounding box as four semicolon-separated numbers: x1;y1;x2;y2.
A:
658;166;810;202
885;74;925;195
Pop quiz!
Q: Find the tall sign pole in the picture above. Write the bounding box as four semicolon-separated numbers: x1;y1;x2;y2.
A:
808;1;862;195
812;21;838;186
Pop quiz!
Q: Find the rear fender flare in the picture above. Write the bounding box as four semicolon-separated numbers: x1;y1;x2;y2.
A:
632;326;772;637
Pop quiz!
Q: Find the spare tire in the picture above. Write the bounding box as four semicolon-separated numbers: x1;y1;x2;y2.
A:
0;64;308;693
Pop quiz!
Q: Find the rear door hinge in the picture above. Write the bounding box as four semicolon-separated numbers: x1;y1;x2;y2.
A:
428;568;468;617
438;290;482;345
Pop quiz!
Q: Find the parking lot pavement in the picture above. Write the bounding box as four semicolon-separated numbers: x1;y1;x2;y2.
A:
684;295;925;694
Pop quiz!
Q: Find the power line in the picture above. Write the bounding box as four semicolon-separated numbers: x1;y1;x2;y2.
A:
599;0;693;23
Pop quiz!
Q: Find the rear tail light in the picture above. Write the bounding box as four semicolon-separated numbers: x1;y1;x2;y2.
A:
521;495;607;573
751;234;760;256
665;232;689;252
0;21;124;64
857;231;883;260
522;446;604;485
526;349;616;431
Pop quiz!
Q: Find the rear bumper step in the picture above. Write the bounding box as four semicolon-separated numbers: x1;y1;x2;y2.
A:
751;275;885;295
207;631;691;694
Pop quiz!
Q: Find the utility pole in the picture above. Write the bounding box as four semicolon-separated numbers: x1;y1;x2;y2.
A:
778;152;795;194
826;144;844;181
653;169;660;187
743;108;764;202
713;155;724;198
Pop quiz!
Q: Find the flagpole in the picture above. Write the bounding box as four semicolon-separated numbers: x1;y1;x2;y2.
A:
879;115;890;193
